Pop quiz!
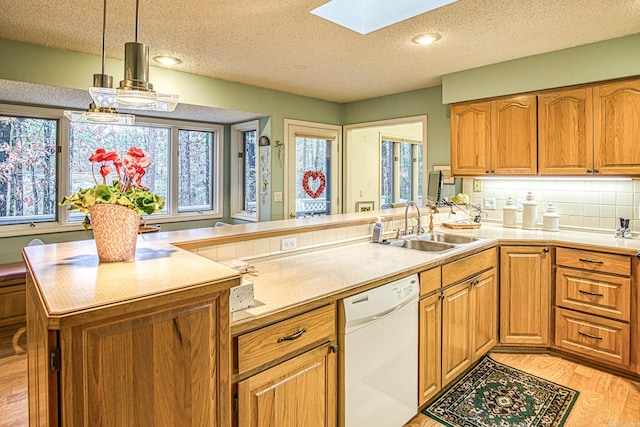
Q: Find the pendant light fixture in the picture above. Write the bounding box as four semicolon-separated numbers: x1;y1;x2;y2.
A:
64;0;135;125
89;0;179;112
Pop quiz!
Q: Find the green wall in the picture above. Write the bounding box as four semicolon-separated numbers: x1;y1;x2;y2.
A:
442;33;640;104
342;86;450;172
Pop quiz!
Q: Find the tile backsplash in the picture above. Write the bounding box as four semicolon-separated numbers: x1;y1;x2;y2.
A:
461;178;640;235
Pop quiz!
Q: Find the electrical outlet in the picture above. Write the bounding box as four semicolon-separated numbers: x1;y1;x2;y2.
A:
516;199;524;210
484;197;496;210
473;179;482;192
281;237;297;251
273;191;283;202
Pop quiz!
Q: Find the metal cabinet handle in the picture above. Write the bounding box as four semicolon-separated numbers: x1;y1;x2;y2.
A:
578;289;604;297
578;258;604;264
578;331;603;340
277;327;307;342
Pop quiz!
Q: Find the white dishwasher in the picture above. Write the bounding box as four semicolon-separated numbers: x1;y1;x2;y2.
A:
341;273;419;427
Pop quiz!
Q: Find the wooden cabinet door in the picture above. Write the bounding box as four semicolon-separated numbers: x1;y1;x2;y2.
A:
238;344;336;427
470;268;498;361
67;299;227;427
491;95;538;175
594;79;640;175
441;282;472;387
450;101;491;176
538;87;594;175
500;246;551;346
419;293;441;406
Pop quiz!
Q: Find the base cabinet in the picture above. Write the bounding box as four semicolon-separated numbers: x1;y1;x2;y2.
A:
26;275;233;427
500;246;551;346
418;248;498;405
441;282;473;388
237;344;336;427
418;293;441;406
234;304;337;427
554;247;632;369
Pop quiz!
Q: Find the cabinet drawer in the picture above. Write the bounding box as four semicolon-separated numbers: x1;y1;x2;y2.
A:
556;267;630;321
556;247;630;276
237;304;335;375
419;267;441;296
555;308;630;367
442;247;497;287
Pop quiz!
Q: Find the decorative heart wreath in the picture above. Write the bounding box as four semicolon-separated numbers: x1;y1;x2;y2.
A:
302;170;326;199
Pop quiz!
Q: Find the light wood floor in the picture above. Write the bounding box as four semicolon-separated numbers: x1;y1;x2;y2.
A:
405;352;640;427
1;324;638;427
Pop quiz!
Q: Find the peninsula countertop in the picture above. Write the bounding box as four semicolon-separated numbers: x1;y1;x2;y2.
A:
228;222;640;334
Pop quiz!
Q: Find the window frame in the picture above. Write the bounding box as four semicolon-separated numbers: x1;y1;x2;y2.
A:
230;120;259;222
0;104;224;238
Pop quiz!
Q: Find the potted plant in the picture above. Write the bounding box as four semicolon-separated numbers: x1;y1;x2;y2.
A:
60;147;164;262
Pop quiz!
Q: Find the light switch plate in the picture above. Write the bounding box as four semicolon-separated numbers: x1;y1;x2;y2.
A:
484;197;496;210
273;191;283;202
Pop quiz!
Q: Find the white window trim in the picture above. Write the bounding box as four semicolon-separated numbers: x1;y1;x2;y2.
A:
0;104;224;238
283;119;342;219
230;120;259;222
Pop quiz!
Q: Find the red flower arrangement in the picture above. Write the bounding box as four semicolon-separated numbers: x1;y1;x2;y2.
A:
61;146;164;227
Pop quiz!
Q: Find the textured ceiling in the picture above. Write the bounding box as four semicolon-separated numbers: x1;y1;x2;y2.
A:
1;0;640;104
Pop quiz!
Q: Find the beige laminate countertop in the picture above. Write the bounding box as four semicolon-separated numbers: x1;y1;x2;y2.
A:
23;239;240;318
228;223;640;335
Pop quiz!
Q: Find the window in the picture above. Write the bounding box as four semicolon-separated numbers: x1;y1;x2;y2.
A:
380;138;423;208
68;122;170;220
0;114;58;226
178;129;214;213
0;104;223;236
230;120;259;221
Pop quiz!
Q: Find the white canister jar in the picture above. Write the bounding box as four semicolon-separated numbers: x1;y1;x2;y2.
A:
542;203;560;232
522;192;538;229
503;197;517;228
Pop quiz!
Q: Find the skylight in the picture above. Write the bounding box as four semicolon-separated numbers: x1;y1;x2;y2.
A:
311;0;458;35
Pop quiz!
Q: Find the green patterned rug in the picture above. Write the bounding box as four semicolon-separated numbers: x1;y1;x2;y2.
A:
423;355;579;427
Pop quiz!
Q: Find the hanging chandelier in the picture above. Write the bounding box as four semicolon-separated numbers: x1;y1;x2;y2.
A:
64;0;135;124
89;0;179;112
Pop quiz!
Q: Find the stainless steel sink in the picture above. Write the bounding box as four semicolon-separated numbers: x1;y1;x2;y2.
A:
415;232;480;245
388;239;456;252
387;232;481;253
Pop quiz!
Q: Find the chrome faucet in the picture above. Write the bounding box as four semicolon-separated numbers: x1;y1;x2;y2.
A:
404;201;423;236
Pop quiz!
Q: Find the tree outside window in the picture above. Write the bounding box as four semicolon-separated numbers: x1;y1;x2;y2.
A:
0;116;57;225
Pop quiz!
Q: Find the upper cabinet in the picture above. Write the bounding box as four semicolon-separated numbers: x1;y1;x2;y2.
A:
451;95;537;176
452;77;640;177
593;79;640;175
538;87;593;175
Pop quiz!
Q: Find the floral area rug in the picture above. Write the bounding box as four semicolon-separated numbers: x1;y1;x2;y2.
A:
0;323;26;359
423;355;578;427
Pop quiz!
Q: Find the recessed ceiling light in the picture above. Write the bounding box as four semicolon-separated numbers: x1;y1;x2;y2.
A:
411;33;441;45
153;55;182;66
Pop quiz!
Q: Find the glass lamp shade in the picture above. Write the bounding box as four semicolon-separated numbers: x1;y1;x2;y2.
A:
89;87;179;112
89;41;179;112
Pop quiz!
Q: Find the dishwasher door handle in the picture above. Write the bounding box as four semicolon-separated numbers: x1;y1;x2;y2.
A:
372;304;403;320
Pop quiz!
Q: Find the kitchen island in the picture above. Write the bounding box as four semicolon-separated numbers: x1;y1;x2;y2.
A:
23;239;240;427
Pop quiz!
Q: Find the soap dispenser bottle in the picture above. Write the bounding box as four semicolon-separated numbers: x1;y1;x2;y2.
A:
372;217;383;243
522;192;538;230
